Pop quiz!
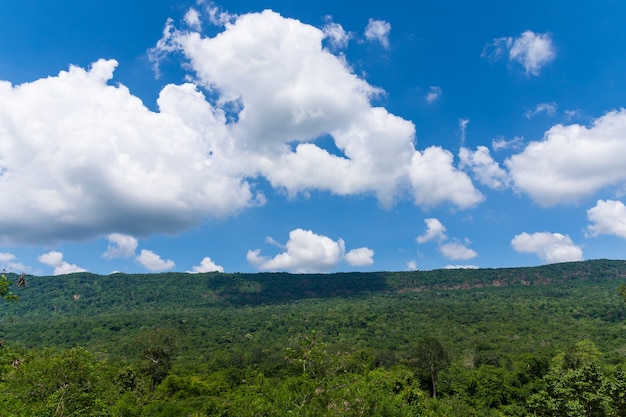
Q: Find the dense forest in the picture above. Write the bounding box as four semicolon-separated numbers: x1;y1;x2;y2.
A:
1;259;626;416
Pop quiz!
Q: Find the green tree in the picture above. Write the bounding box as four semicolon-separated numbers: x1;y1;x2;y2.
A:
528;341;612;417
1;347;113;416
413;336;450;398
0;269;19;302
133;329;179;395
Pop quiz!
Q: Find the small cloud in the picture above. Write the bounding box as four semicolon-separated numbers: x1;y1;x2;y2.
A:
265;236;284;249
406;260;418;271
459;146;511;190
188;256;224;273
492;135;525;151
511;232;583;264
439;241;478;261
525;102;557;118
184;8;202;31
203;2;236;26
345;247;374;266
586;199;626;239
425;86;442;103
459;118;470;145
0;252;16;263
364;18;391;48
38;251;87;275
323;18;352;49
136;249;175;272
482;30;556;76
416;218;447;244
103;233;138;259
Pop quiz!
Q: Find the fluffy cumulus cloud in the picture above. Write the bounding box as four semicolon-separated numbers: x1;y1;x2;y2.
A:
344;247;375;266
459;146;511;190
364;19;391;48
483;30;556;75
0;8;482;246
409;147;483;208
416;218;447;244
188;256;224;273
587;200;626;239
511;232;583;264
38;251;87;275
417;219;478;261
103;233;138;259
439;241;477;261
0;59;258;245
247;228;374;273
506;110;626;206
135;249;175;272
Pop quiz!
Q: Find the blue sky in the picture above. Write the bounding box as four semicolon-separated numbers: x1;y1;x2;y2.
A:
1;0;626;275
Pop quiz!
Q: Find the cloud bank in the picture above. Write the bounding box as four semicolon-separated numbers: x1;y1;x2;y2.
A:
0;9;483;247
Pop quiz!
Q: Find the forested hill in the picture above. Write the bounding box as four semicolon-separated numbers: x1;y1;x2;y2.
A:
3;259;626;316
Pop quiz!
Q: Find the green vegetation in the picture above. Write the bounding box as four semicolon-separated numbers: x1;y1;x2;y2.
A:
1;259;626;415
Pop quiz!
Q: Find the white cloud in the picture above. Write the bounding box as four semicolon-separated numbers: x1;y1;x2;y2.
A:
492;136;525;151
425;86;441;103
38;251;87;275
459;146;511;190
511;232;583;264
136;249;175;272
184;8;202;31
0;9;482;246
0;59;258;245
322;19;351;49
202;2;236;26
364;19;391;48
103;233;138;259
247;229;345;273
0;252;15;263
188;256;224;273
525;102;558;118
439;241;478;260
459;118;470;145
406;260;418;271
587;199;626;239
482;30;556;76
416;218;447;243
344;247;374;266
0;253;29;273
506;109;626;206
247;228;373;273
409;147;483;208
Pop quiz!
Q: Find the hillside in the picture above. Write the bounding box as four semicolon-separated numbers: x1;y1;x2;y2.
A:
2;259;626;416
3;258;626;314
1;259;625;355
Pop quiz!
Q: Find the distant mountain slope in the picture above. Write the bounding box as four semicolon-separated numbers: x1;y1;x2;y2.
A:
2;259;625;317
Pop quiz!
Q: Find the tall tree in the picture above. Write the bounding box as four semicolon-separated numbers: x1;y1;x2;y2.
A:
133;328;179;395
413;336;450;398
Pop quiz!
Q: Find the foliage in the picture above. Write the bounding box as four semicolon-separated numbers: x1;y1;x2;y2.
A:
1;347;114;416
132;328;179;394
0;269;19;302
0;260;626;415
412;336;450;398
